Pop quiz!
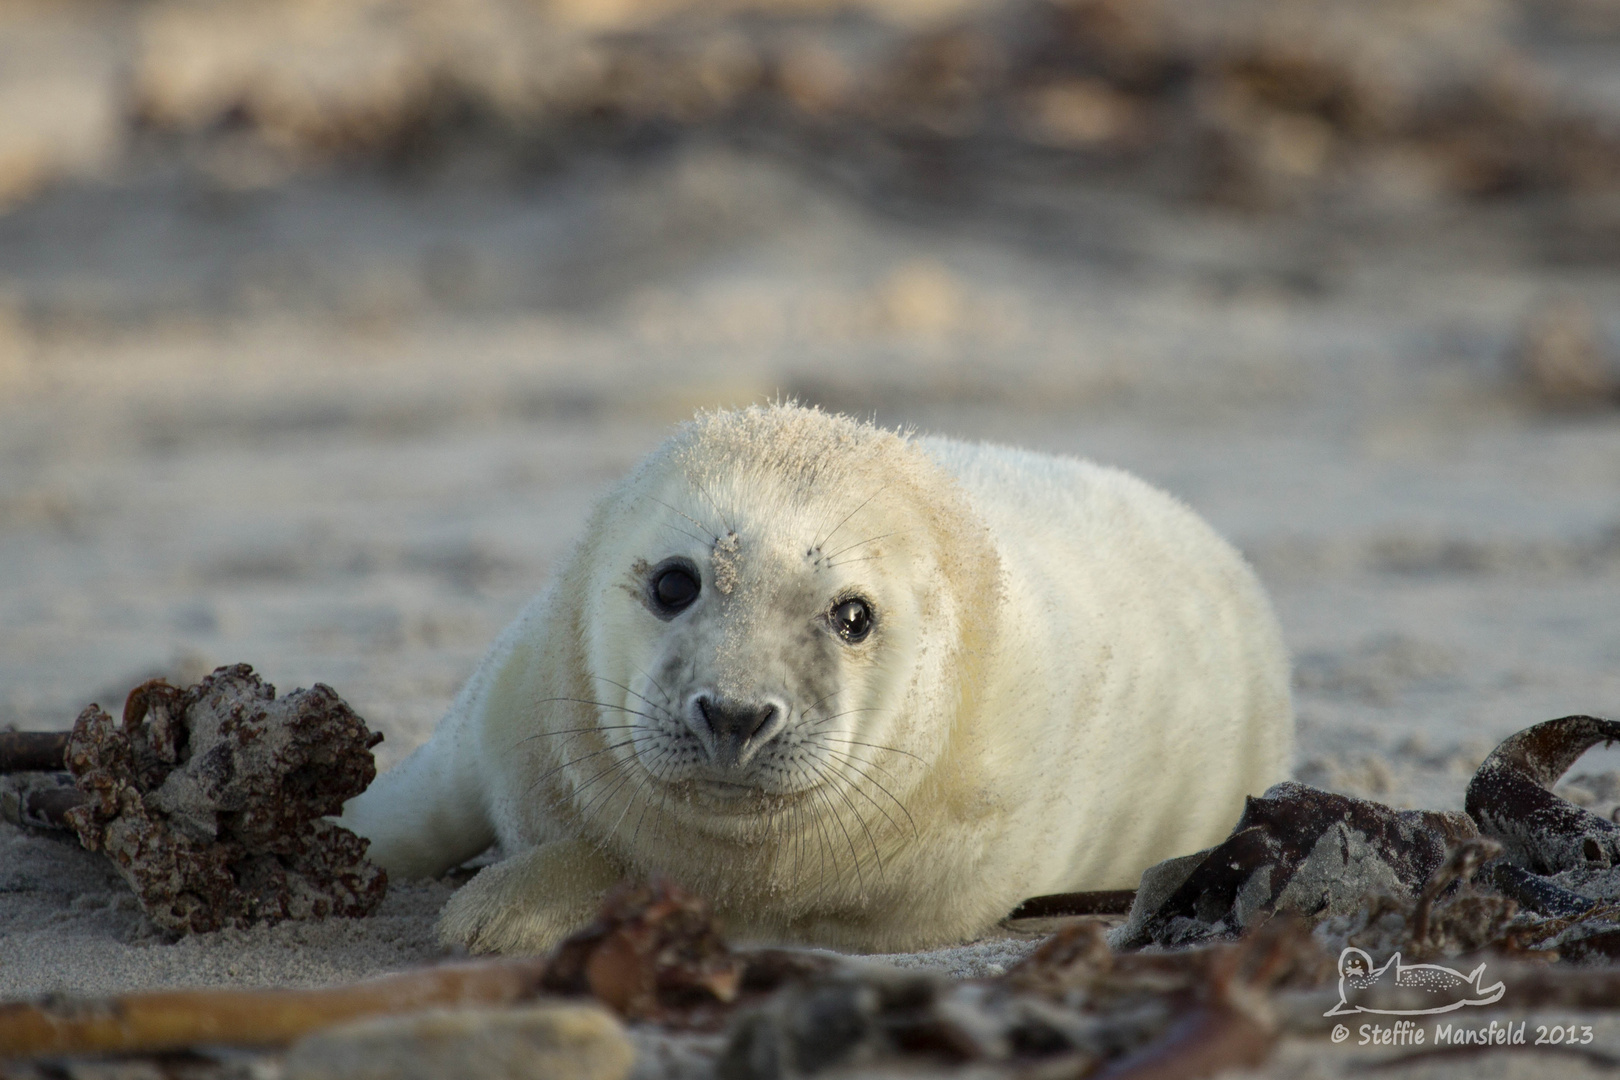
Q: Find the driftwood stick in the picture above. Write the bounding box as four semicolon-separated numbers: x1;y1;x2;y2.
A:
0;956;553;1061
1009;890;1137;919
0;732;69;773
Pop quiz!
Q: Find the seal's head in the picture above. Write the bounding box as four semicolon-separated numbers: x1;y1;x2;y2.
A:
569;405;1001;848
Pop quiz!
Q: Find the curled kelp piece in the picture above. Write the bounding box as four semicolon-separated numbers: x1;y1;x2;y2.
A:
1110;717;1620;957
1466;715;1620;875
1487;861;1597;919
62;664;387;935
1111;782;1476;949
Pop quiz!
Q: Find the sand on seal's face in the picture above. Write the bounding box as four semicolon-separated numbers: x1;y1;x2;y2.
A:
342;404;1294;955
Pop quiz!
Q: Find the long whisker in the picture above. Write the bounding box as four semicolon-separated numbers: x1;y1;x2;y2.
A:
578;745;657;822
649;496;719;543
524;737;644;794
799;690;840;719
808;786;833;903
817;757;907;838
633;666;677;708
651;755;679;848
547;754;640;835
817;785;866;895
803;707;880;730
810;498;838;560
554;747;641;801
826;554;891;569
573;758;641;820
588;675;675;720
823;770;885;877
791;791;807;894
628;749;678;847
805;736;905;782
657;520;712;548
823;531;901;563
532;696;671;726
812;745;917;836
606;749;666;839
515;724;639;747
815;736;925;764
689;477;734;536
578;731;655;801
818;485;889;551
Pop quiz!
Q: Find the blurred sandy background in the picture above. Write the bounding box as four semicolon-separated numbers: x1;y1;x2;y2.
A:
2;0;1620;1004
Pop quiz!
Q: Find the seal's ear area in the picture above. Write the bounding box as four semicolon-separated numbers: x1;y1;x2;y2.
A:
893;448;1005;715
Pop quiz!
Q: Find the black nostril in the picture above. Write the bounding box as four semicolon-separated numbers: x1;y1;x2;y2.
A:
697;697;778;743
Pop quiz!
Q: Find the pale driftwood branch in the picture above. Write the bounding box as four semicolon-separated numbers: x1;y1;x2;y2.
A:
0;956;552;1061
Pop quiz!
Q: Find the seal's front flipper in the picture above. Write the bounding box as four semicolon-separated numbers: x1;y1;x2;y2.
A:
437;839;624;955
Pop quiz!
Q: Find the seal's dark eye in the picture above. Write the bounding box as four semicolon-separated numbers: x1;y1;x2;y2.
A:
832;598;873;643
653;565;700;613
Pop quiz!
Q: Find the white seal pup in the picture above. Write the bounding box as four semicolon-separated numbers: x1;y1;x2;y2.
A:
341;404;1292;954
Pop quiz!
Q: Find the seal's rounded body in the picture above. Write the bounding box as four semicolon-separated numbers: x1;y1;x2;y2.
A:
341;405;1292;953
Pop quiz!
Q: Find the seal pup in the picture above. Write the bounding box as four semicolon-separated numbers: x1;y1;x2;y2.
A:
341;404;1293;953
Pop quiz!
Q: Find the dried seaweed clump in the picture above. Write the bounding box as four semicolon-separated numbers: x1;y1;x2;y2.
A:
720;920;1325;1080
1115;715;1620;963
127;0;1620;206
1111;781;1478;949
63;664;387;934
541;879;746;1022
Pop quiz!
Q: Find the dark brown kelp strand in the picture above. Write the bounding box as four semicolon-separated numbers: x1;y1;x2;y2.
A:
0;731;69;773
1009;889;1137;919
1466;715;1620;874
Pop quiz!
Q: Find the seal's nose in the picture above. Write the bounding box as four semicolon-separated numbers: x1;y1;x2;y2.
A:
693;695;783;768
